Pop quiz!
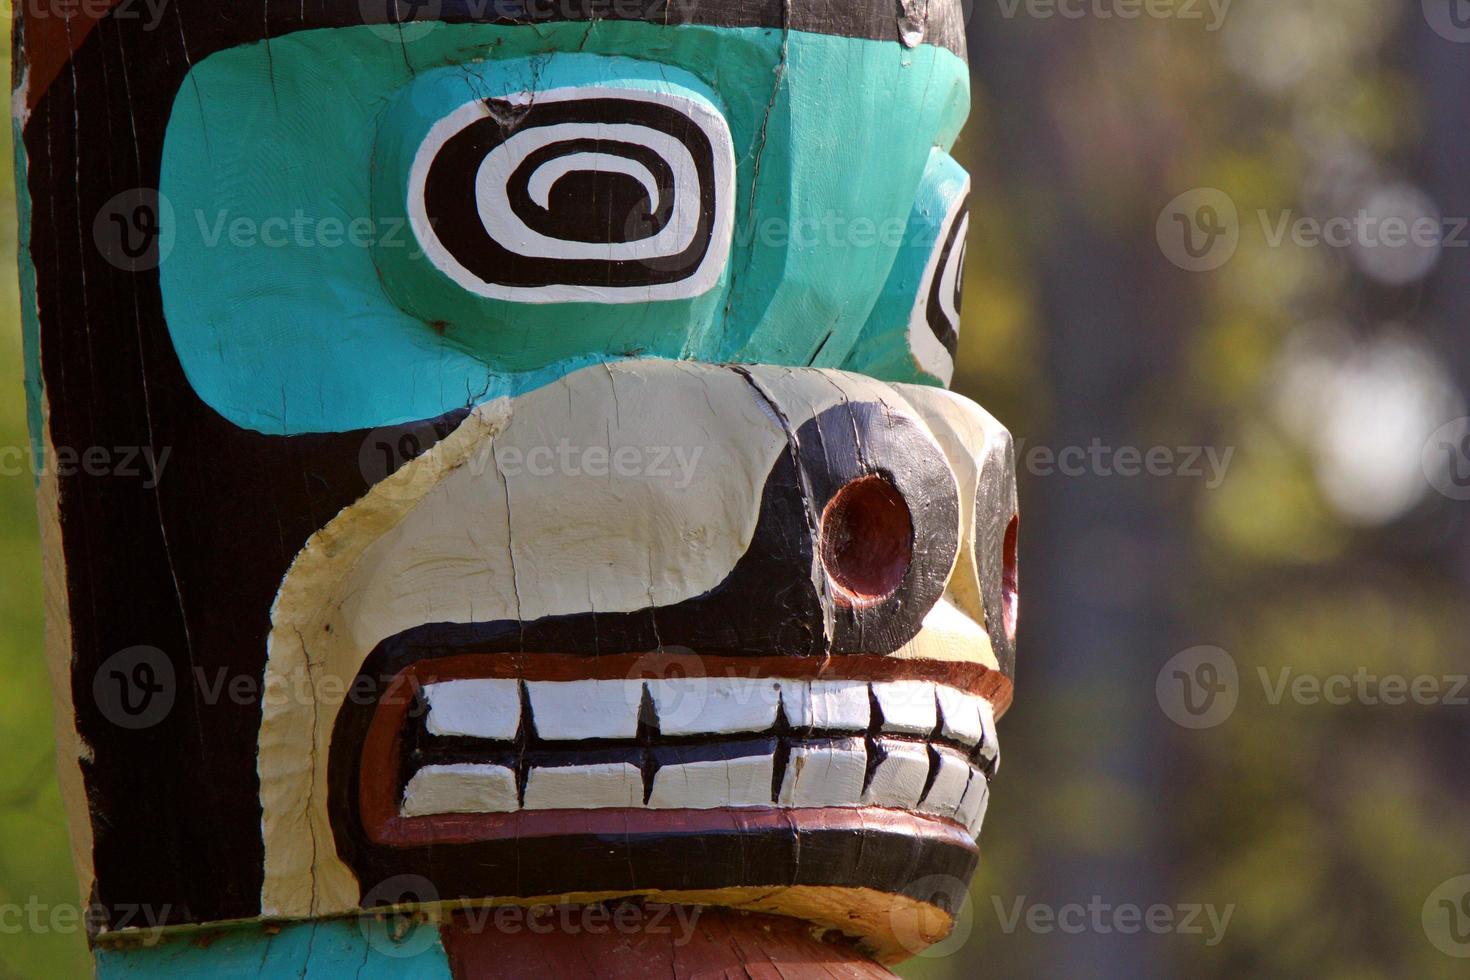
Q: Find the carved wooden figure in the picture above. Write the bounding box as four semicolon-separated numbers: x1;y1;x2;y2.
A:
13;2;1016;975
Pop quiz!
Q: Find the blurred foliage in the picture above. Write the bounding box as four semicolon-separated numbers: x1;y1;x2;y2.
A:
3;2;1468;978
906;2;1470;978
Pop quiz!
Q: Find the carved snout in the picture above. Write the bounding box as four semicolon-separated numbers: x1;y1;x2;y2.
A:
260;360;1014;917
332;365;968;664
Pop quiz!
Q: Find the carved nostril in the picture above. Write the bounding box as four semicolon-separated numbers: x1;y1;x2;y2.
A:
820;476;914;608
1001;514;1019;643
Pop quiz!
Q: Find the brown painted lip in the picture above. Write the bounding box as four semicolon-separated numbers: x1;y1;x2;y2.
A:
358;652;1007;848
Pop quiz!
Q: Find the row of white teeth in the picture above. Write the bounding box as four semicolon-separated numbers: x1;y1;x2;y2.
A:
401;738;991;837
420;676;999;751
398;678;997;838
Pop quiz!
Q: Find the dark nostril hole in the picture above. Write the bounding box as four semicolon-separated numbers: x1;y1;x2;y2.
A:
820;476;913;607
1001;514;1019;642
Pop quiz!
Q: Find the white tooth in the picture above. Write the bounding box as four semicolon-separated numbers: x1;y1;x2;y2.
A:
780;679;870;731
522;763;643;809
422;679;521;741
526;680;642;740
648;755;774;809
977;699;1000;769
935;686;983;747
814;681;874;730
778;738;867;806
957;772;991;837
919;751;972;819
400;764;518;817
649;678;781;736
777;680;811;728
872;681;938;735
862;743;930;808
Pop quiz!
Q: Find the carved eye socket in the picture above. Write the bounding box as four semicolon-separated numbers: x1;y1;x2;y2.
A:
918;195;968;361
409;88;735;304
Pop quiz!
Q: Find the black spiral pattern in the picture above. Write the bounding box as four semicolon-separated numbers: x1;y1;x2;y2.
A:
416;92;730;297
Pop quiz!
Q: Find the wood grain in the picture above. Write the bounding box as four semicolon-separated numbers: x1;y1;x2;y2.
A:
440;904;899;979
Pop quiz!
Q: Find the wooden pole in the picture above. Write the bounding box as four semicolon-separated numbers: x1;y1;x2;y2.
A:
14;3;1014;975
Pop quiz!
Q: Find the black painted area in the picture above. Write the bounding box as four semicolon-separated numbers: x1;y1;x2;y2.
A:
510;140;675;244
393;0;967;57
926;202;968;357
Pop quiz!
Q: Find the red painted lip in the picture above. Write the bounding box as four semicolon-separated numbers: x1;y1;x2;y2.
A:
357;652;1008;849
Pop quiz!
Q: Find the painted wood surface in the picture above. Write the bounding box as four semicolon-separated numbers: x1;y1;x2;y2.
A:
14;0;1012;974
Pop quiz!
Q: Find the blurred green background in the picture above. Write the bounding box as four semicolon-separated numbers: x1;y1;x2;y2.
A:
3;2;1470;977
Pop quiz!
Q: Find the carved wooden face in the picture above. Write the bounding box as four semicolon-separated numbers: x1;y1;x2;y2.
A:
16;0;1011;960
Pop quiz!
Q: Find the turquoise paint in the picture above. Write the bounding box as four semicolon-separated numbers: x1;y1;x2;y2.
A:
13;115;44;474
842;147;969;385
159;24;969;434
95;918;453;978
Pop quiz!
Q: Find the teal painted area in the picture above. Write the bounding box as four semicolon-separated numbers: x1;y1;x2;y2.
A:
13;116;43;473
843;147;969;384
160;24;969;434
369;56;730;362
95;918;453;978
715;37;969;369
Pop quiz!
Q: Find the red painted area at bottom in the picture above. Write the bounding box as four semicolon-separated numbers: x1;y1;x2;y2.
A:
440;904;897;979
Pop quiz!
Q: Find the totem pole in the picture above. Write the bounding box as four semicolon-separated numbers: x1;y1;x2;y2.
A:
13;2;1017;975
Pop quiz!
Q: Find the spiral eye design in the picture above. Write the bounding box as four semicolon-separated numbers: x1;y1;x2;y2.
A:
908;182;970;383
408;87;735;304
